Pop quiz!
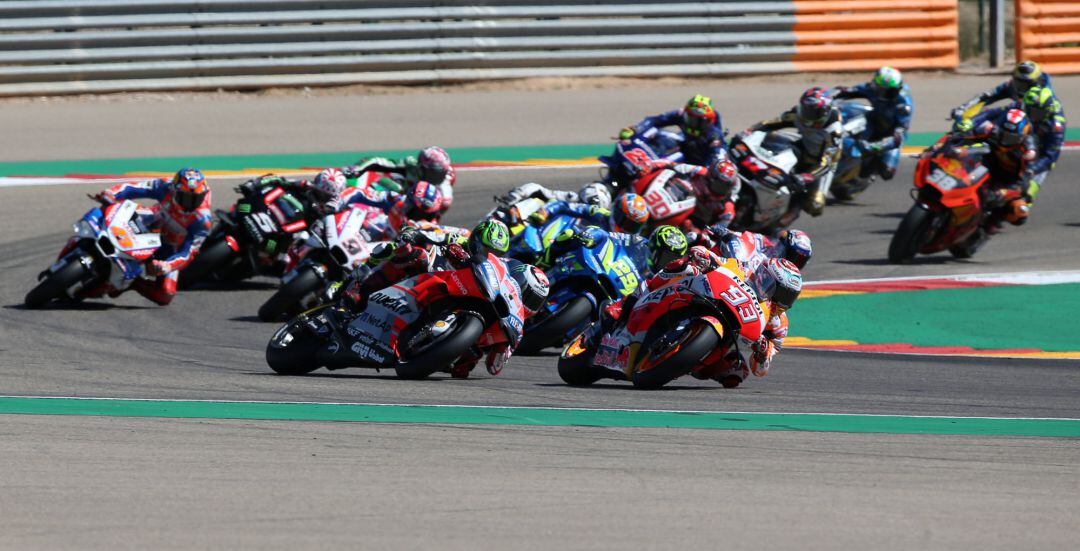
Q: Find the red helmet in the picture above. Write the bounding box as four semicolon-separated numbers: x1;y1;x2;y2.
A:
612;193;649;234
418;146;451;183
171;168;209;212
796;87;834;129
707;158;738;196
407;181;443;218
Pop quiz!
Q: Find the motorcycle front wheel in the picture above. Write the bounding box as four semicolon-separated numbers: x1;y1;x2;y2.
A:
24;258;90;309
516;296;594;355
888;204;935;264
631;321;719;390
265;316;324;375
395;313;485;380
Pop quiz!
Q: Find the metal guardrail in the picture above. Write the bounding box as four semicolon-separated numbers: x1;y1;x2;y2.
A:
0;0;960;96
1016;0;1080;74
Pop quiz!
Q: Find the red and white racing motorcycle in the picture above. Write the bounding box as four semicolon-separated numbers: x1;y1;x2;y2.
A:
257;203;394;321
266;253;538;379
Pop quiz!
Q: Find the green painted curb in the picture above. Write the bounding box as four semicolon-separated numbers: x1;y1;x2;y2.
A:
794;282;1080;352
1;397;1078;437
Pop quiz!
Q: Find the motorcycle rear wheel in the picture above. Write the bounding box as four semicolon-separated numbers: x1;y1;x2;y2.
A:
258;268;321;322
265;318;323;375
631;322;719;390
24;258;89;309
888;205;935;264
516;296;594;356
395;313;485;380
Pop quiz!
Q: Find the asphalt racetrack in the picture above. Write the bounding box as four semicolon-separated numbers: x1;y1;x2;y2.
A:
1;76;1079;549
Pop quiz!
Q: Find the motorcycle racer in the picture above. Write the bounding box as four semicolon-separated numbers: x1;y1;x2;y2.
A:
619;95;729;166
343;179;444;232
750;87;844;216
351;219;510;305
88;168;211;305
832;66;914;180
951;61;1056;121
501;181;613;211
344;146;456;215
945;108;1038;229
648;156;740;231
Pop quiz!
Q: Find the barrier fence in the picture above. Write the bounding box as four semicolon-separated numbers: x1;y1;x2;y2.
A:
0;0;959;96
1016;0;1080;74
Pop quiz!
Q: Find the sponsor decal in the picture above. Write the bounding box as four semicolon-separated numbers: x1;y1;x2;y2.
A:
449;271;469;295
327;341;340;355
350;341;387;364
370;291;412;315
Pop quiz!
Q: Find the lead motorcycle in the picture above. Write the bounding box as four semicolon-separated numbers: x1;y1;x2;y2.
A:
266;253;536;379
888;139;1003;263
558;267;766;389
600;131;682;190
25;199;162;308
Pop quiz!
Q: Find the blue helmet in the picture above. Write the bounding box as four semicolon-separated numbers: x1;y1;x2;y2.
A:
780;229;812;269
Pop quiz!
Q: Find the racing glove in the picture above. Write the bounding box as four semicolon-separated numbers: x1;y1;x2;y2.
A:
146;260;170;277
588;206;612;218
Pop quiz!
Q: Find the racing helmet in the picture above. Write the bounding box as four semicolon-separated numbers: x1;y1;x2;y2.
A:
682;94;718;137
796;87;834;129
468;219;511;261
780;229;813;269
1022;86;1057;123
406;181;444;219
871;66;903;99
707;157;738;196
312;168;347;203
646;225;689;271
612;193;649;235
417;146;452;184
757;258;803;312
578;182;612;210
511;263;550;314
999;108;1032;147
171;168;209;212
1012;61;1043;94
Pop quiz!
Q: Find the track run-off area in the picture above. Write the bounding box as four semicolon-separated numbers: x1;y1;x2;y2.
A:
1;74;1078;549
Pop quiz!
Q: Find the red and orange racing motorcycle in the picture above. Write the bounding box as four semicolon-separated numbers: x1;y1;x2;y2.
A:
888;140;1017;263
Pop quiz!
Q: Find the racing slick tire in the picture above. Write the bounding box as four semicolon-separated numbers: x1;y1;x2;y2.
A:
516;296;594;355
258;268;321;322
395;313;485;380
631;321;719;390
178;237;236;289
557;333;607;387
265;318;323;375
24;258;89;309
888;204;934;264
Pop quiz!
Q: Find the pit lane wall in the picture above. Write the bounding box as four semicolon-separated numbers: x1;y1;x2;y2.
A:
0;0;958;97
1016;0;1080;74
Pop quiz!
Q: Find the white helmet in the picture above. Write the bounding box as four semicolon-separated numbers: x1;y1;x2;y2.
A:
578;182;612;210
313;168;347;202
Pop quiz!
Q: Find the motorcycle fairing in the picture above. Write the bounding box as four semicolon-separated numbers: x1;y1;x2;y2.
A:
635;169;696;226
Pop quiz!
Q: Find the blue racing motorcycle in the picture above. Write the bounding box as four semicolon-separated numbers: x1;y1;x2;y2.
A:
515;230;647;355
